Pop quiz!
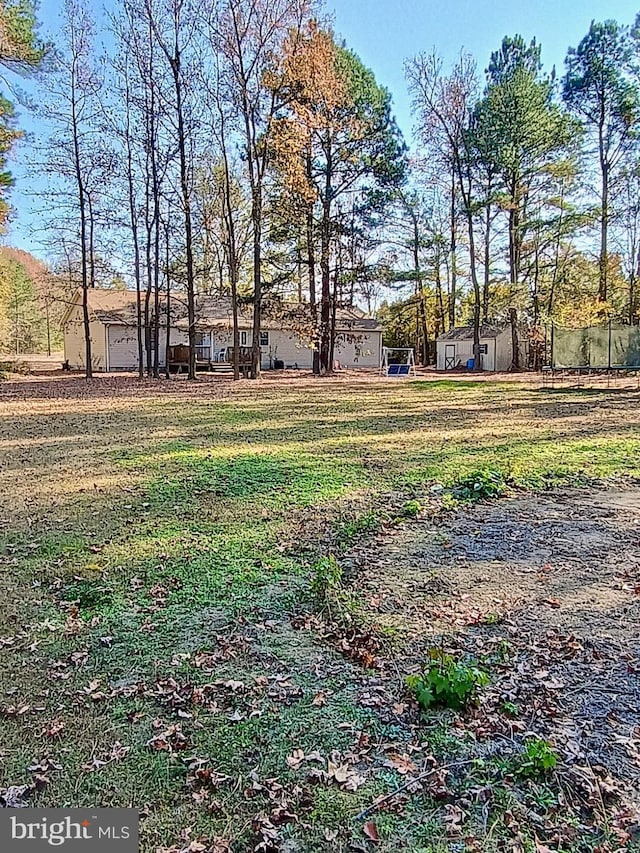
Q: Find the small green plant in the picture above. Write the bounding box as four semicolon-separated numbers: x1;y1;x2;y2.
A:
400;499;422;519
454;469;505;502
60;577;110;611
334;511;380;548
310;554;343;600
501;701;519;717
406;649;489;711
527;782;558;811
440;493;459;511
518;737;558;778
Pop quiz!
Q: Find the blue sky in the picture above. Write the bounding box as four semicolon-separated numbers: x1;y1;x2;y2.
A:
5;0;639;259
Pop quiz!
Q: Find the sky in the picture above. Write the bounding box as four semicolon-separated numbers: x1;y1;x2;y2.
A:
4;0;639;260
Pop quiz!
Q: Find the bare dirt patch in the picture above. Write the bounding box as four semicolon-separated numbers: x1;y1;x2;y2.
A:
349;487;640;807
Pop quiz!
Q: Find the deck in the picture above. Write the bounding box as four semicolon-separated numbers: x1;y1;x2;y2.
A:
168;345;253;376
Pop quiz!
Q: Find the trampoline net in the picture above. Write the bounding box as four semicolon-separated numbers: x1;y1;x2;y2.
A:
552;324;640;368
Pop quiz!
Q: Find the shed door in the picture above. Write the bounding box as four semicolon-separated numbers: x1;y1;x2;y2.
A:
444;344;456;370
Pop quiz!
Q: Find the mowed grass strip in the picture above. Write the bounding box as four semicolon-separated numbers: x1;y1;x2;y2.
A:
1;375;639;851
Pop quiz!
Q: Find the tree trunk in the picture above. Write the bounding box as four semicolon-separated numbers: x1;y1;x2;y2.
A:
547;179;565;319
483;181;491;322
449;164;457;329
510;307;520;371
164;210;171;380
419;294;429;365
173;69;197;381
125;95;144;378
532;215;541;323
149;9;198;382
250;188;262;380
599;160;609;302
434;253;445;338
14;291;18;355
630;243;639;322
71;76;92;378
329;258;339;369
319;194;331;373
307;199;320;375
150;91;161;379
412;224;428;365
144;214;152;376
45;300;51;356
319;134;332;374
458;160;481;371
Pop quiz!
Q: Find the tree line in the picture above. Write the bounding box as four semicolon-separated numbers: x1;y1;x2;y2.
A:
398;20;640;368
2;3;640;375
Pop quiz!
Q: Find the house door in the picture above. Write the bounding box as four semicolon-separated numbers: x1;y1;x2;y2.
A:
444;344;456;370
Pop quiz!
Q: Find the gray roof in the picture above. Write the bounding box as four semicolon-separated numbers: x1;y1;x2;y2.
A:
437;324;503;341
78;290;382;333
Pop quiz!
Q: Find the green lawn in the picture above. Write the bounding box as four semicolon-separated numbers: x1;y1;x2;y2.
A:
1;375;639;852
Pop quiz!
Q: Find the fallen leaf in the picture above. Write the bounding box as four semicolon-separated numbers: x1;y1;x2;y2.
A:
0;784;33;807
363;821;379;842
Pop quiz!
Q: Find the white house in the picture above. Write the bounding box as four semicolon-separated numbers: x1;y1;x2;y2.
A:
436;324;525;372
61;289;383;372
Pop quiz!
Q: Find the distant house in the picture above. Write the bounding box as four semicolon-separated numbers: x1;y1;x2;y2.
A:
61;289;383;372
436;324;526;372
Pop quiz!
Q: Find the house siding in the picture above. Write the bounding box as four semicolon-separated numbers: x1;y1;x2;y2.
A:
108;325;170;370
64;290;382;372
334;332;381;368
107;325;139;370
64;299;107;371
187;328;382;370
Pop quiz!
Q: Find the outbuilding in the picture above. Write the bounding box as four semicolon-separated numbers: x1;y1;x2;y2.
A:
436;324;524;372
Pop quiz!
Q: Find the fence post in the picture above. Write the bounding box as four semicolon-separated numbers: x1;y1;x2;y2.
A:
608;319;612;370
550;322;555;368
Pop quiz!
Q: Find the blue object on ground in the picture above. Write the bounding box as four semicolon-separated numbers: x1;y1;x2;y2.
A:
467;358;475;369
387;364;411;376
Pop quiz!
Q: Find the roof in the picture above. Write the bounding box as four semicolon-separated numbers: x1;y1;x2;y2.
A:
61;288;141;327
437;324;504;341
66;289;382;333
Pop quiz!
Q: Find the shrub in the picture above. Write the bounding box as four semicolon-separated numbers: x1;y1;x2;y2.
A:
406;649;489;711
454;469;505;502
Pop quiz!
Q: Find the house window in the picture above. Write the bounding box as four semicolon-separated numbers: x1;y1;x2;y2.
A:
260;331;269;347
479;344;488;355
240;331;247;346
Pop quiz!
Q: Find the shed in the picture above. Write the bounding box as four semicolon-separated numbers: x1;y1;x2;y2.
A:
436;325;521;372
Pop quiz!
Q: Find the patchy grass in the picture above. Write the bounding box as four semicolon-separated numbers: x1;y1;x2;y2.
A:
1;374;640;851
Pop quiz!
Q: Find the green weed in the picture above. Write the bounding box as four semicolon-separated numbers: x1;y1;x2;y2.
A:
400;499;422;518
454;469;505;501
406;649;489;711
310;554;343;601
518;737;558;778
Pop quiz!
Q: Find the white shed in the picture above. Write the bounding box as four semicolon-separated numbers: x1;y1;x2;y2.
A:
436;325;521;372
